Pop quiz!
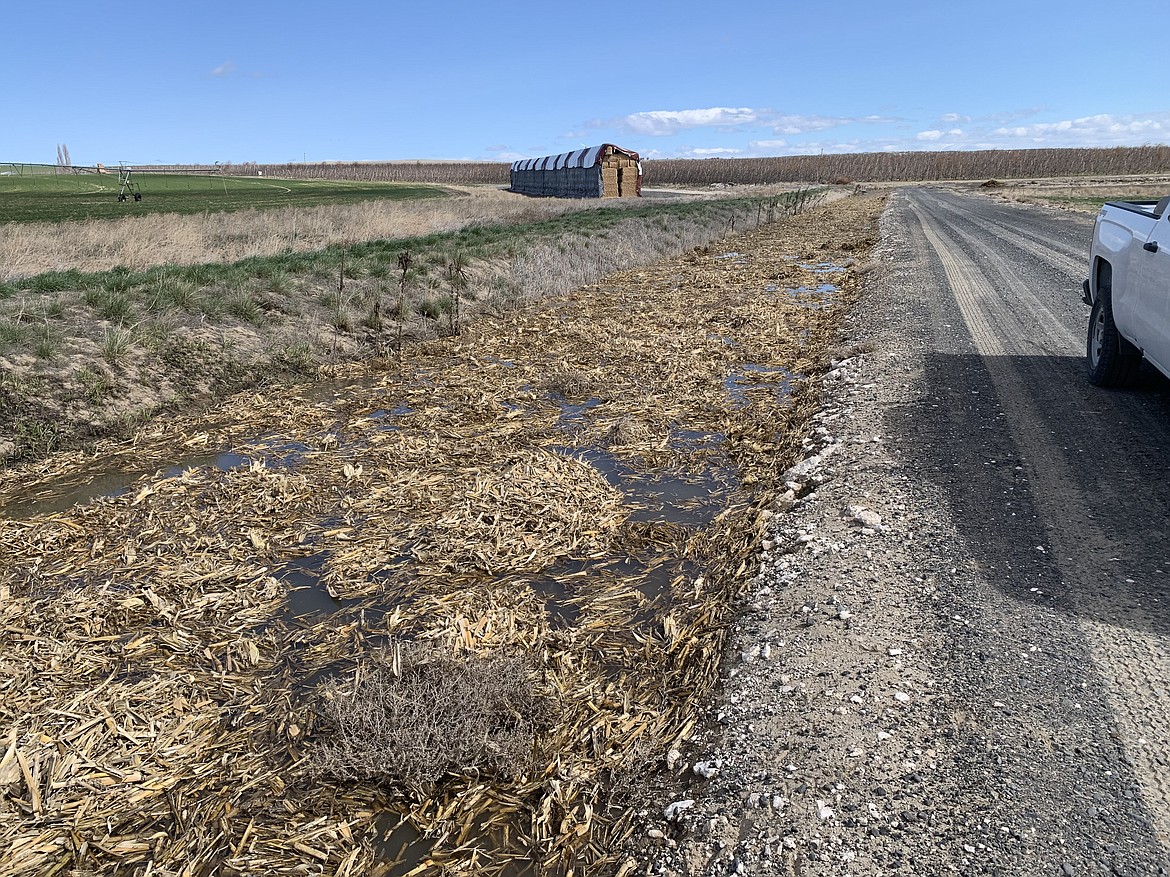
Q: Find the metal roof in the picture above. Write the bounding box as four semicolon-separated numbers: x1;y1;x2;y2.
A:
511;144;640;173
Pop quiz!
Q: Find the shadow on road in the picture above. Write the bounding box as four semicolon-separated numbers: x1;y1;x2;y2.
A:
890;348;1170;635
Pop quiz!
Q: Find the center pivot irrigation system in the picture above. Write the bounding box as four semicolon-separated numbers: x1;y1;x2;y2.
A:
116;163;142;202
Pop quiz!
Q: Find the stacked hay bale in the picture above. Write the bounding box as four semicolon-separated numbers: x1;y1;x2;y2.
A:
510;144;641;199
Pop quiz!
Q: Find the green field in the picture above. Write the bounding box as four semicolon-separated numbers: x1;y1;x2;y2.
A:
0;171;446;223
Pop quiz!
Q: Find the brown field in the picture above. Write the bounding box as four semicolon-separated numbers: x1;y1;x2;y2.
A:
157;145;1170;190
970;173;1170;212
643;145;1170;187
0;186;635;281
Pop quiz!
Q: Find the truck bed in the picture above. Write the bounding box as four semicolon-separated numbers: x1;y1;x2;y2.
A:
1105;198;1166;217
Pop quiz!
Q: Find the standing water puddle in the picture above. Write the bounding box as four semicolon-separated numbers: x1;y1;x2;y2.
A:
0;450;250;518
725;363;796;409
557;445;735;529
279;552;346;620
1;436;325;519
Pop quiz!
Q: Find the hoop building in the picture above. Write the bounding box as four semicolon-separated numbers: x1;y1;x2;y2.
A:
509;144;641;199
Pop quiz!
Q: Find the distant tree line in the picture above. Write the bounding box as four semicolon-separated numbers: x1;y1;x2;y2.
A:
143;146;1170;188
149;161;512;184
643;146;1170;186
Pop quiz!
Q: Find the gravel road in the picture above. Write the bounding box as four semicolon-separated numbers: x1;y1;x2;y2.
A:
632;188;1170;876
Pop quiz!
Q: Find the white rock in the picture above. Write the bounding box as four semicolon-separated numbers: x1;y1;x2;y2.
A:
816;800;835;820
893;692;910;703
663;800;695;821
693;761;719;779
647;828;665;839
666;748;682;770
888;647;903;656
844;504;883;531
877;731;893;741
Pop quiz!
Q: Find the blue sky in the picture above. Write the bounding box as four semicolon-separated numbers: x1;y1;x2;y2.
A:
5;0;1168;167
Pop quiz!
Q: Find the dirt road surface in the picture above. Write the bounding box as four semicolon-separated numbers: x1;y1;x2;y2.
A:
639;188;1170;876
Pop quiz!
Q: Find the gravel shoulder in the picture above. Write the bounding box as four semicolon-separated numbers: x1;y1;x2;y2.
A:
632;189;1170;876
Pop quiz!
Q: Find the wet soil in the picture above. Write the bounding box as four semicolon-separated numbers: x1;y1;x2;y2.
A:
0;195;886;876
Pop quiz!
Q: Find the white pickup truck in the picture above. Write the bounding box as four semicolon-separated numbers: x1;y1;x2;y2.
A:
1084;196;1170;386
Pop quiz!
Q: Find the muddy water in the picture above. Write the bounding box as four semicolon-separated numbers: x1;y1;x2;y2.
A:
0;248;849;872
0;326;792;872
0;450;251;518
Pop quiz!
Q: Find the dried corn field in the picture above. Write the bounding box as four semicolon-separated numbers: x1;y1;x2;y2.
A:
0;195;885;876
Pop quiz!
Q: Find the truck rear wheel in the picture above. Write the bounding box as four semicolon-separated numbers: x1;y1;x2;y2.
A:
1087;292;1141;387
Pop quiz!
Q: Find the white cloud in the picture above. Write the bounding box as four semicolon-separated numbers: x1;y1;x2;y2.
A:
616;107;759;136
482;145;528;161
916;128;964;141
588;107;900;140
769;114;844;135
211;61;236;78
769;114;896;135
655;147;744;160
991;112;1170;145
572;106;1170;160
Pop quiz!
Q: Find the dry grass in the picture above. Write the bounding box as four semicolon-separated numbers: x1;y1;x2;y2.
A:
312;646;548;787
501;213;741;301
981;175;1170;212
0;187;654;281
0;195;887;876
0;195;782;461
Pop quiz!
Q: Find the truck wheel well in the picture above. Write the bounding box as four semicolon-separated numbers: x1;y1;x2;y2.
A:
1094;258;1113;294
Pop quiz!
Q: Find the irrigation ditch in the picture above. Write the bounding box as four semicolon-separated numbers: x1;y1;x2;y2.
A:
0;191;827;466
0;193;885;875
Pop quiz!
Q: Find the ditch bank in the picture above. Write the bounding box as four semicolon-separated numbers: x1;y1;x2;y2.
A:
0;191;828;467
0;193;884;876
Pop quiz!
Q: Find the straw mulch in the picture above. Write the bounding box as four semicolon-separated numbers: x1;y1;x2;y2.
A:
0;195;884;875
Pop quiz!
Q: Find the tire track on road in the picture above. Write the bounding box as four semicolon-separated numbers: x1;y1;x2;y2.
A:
913;192;1085;353
922;190;1090;281
908;189;1170;853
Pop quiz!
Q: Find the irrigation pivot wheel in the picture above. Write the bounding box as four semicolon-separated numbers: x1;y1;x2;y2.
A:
116;163;142;203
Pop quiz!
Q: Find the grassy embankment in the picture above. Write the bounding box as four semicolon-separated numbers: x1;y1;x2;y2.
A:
0;187;825;462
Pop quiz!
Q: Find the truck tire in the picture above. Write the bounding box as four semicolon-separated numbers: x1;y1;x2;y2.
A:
1087;292;1141;387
